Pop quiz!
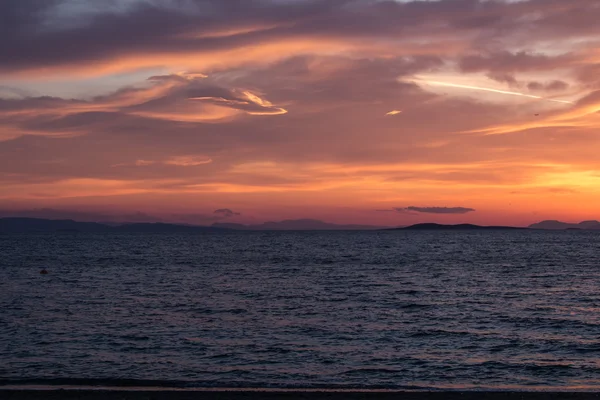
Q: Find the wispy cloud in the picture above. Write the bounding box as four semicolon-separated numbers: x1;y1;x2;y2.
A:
386;110;402;116
395;207;477;215
413;79;575;104
135;160;155;166
165;156;213;167
2;0;600;225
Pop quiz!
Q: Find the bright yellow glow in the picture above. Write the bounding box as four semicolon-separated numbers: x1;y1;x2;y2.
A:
386;110;402;116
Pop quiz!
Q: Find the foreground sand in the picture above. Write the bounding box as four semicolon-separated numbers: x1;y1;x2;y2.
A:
2;390;600;400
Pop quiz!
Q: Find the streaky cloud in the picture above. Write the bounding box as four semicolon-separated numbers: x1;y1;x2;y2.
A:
386;110;402;116
412;79;575;104
395;206;477;214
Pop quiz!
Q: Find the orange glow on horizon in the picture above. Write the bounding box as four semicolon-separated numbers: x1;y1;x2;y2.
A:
2;0;600;226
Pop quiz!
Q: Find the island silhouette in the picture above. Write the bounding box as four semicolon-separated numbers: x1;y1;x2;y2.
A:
1;217;600;233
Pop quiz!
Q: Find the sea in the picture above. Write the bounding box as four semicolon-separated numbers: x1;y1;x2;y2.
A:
2;230;600;391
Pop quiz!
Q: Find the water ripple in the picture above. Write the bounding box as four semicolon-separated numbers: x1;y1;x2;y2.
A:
2;230;600;389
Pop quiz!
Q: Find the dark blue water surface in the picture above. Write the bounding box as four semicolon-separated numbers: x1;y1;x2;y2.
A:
2;230;600;390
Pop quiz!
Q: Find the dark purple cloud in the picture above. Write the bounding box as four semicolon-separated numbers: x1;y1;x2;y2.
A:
214;208;241;217
0;0;598;74
459;51;576;74
396;206;476;214
487;73;519;87
527;80;569;92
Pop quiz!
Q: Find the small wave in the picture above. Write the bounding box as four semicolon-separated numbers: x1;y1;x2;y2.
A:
408;329;475;338
190;308;248;315
573;345;600;354
119;335;150;341
183;338;204;343
207;353;236;360
338;368;401;375
475;360;580;373
398;290;420;295
0;378;196;388
317;259;335;265
489;344;516;353
399;303;431;309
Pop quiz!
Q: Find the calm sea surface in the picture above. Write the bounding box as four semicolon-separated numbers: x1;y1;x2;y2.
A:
2;231;600;390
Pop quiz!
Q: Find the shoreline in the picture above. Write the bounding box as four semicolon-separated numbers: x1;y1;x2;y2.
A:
3;383;600;392
2;388;600;400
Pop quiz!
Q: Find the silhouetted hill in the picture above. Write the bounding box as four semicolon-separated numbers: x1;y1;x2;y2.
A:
113;223;226;233
213;219;386;230
211;222;249;230
579;220;600;229
14;217;599;233
528;220;572;230
0;218;109;233
393;223;525;230
529;220;600;230
0;218;227;233
2;217;383;233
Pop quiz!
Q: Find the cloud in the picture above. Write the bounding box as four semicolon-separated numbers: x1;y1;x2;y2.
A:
165;155;213;166
113;156;212;168
123;74;288;121
487;73;519;87
189;91;287;116
214;208;241;218
412;79;574;104
395;206;476;214
527;80;570;92
135;160;155;166
510;187;579;195
0;72;288;141
459;51;577;75
2;0;598;78
386;110;402;116
2;0;600;226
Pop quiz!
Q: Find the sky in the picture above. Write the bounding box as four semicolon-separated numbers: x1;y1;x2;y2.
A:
1;0;599;227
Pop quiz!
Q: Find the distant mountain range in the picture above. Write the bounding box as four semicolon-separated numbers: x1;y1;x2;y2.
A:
395;221;600;231
528;220;600;230
0;218;225;233
390;223;525;230
0;217;386;233
2;217;600;233
212;219;386;231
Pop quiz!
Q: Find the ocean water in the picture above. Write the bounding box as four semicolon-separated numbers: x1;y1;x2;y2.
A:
2;230;600;390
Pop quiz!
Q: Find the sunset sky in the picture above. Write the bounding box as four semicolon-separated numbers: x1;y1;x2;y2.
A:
1;0;599;226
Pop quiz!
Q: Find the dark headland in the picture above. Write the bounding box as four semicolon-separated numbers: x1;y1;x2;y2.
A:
212;218;384;230
528;220;600;230
0;218;226;233
389;223;526;231
2;217;600;233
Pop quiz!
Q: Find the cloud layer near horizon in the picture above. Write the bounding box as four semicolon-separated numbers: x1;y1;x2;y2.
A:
1;0;600;225
395;207;476;215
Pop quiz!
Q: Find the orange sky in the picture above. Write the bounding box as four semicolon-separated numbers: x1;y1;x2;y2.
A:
1;0;600;226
